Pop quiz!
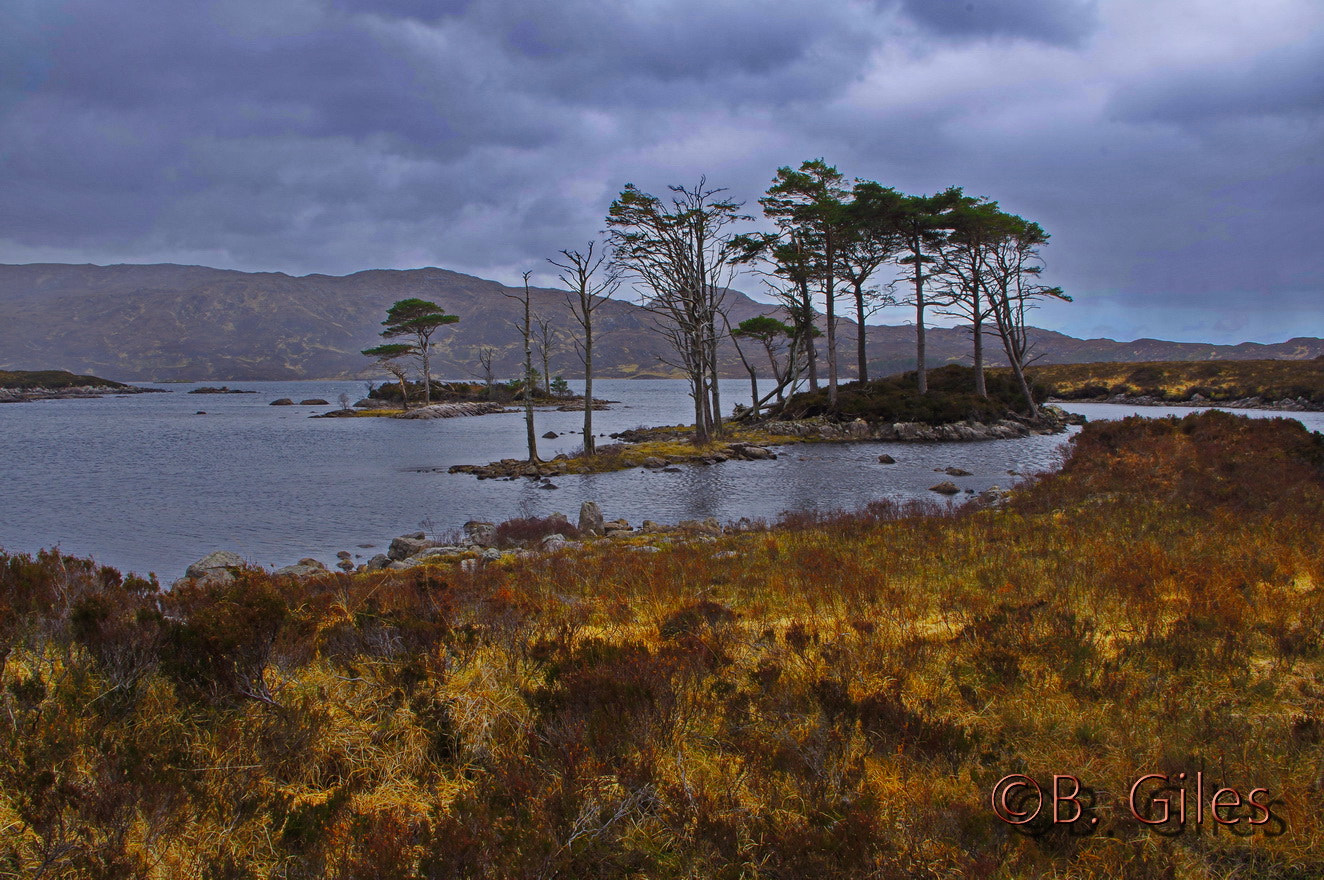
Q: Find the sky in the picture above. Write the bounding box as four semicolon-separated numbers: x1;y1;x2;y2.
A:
0;0;1320;344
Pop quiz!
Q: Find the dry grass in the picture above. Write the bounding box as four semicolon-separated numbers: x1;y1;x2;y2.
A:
1026;358;1324;405
2;410;1323;878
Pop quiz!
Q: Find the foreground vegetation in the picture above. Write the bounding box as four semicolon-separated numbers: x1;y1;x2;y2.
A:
1027;359;1324;406
3;411;1324;878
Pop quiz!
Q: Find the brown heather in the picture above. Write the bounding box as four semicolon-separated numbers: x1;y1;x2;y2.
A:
2;410;1323;878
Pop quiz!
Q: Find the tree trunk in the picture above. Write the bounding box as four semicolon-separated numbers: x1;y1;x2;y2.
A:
692;376;709;445
825;231;838;405
522;281;539;463
421;344;432;406
1008;355;1038;419
914;250;927;395
708;326;723;438
854;281;868;382
583;320;595;455
972;308;987;398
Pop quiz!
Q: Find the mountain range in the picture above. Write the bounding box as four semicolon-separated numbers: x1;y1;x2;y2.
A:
1;262;1319;382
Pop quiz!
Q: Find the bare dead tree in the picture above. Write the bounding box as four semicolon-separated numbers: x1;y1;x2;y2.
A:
607;178;748;444
549;241;621;456
501;273;539;463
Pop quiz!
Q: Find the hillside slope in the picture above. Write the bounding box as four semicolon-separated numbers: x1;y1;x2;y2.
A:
1;263;1320;381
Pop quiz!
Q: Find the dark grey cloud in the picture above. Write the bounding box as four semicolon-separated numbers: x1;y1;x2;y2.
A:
0;0;1319;344
895;0;1100;46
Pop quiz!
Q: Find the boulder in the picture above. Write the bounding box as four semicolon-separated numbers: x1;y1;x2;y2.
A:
185;550;246;582
463;521;497;547
579;501;605;536
642;456;668;468
929;481;961;495
364;554;391;571
274;558;329;578
943;467;973;477
678;518;723;536
299;398;330;405
541;534;568;551
603;519;632;535
542;431;558;439
877;453;896;464
388;532;438;561
269;398;294;406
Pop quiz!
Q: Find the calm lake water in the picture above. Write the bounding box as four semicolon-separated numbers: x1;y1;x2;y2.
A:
2;379;1320;580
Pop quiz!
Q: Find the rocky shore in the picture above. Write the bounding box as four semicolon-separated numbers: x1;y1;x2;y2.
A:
0;384;166;402
174;500;810;587
1059;393;1322;412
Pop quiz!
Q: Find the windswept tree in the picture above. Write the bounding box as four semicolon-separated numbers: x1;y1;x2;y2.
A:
762;160;849;404
378;298;459;406
361;342;414;410
607;179;747;444
730;229;822;394
932;192;1003;398
730;315;794;416
855;185;960;394
982;213;1071;417
549;240;620;456
840;183;903;382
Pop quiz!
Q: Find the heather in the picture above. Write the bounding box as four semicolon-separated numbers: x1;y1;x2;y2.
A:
2;411;1322;878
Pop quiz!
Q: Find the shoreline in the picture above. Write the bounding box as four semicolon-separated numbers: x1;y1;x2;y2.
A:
1049;392;1323;412
0;384;168;403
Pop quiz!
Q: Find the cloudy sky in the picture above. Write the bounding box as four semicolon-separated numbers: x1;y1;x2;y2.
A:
1;0;1319;344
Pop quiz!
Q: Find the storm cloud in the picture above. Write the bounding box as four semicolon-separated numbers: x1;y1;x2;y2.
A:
0;0;1319;343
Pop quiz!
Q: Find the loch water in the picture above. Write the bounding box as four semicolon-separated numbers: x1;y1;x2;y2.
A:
2;379;1320;581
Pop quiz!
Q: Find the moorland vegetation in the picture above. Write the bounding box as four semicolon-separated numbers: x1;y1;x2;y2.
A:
3;410;1323;878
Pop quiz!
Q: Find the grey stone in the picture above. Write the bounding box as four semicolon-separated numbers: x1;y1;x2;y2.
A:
388;532;438;561
463;521;497;547
274;558;329;578
579;500;605;536
365;554;391;571
642;456;667;468
541;534;568;550
185;550;246;581
269;398;294;406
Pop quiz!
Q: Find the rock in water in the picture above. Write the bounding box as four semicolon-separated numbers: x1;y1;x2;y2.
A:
299;398;330;405
579;500;604;536
270;398;294;406
877;453;896;464
929;481;961;495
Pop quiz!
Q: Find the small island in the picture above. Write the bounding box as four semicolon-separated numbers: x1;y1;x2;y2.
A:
0;369;165;402
451;365;1079;479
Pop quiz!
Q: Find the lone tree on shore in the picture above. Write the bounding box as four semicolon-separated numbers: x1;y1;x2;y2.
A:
361;342;415;410
376;298;459;407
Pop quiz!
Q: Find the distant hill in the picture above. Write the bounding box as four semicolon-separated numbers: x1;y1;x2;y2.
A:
0;263;1320;382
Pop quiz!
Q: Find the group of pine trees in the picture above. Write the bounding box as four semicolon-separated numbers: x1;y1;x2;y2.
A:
363;159;1071;459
